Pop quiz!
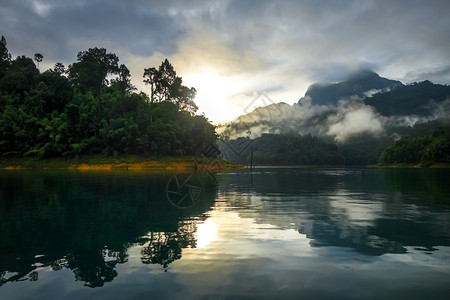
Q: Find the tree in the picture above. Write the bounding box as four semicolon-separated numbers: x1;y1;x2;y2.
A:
34;53;43;71
143;59;198;113
36;70;72;113
0;55;39;94
0;36;12;78
68;47;119;118
53;62;65;75
170;77;198;114
113;64;134;100
68;47;119;101
143;67;158;103
156;59;177;102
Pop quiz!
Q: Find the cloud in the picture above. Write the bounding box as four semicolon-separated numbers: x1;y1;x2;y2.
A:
405;66;450;85
326;98;384;142
222;92;450;143
1;0;449;122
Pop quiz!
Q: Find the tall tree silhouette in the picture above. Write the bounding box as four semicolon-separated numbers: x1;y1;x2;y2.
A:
0;36;12;78
53;62;65;75
68;47;119;115
143;67;158;103
143;59;198;113
34;53;43;71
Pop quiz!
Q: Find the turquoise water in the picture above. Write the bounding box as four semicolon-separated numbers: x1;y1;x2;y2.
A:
1;168;449;299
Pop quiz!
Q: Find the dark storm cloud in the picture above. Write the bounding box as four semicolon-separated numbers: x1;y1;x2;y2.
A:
178;0;449;88
0;0;187;61
405;65;450;84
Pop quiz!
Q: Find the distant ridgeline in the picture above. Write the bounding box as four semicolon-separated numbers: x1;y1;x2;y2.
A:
219;70;450;166
0;36;216;159
304;70;403;106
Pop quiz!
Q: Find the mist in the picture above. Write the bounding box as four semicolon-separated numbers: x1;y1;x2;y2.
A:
220;93;450;143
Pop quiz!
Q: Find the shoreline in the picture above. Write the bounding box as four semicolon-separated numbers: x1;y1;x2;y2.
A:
2;156;449;171
0;156;242;171
371;162;450;168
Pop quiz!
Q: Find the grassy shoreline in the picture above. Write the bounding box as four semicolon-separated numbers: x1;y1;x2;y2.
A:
371;162;450;168
0;155;242;171
2;156;449;170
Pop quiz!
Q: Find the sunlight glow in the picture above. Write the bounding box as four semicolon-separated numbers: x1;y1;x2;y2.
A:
183;68;300;125
184;70;243;124
195;218;218;248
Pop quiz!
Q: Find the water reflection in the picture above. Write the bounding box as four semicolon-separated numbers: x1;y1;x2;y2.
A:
140;222;196;269
0;170;217;287
1;167;450;298
219;168;450;256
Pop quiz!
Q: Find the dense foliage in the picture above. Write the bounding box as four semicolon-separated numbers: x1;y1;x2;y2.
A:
220;132;344;165
379;127;450;165
365;81;450;116
0;36;216;158
252;133;344;165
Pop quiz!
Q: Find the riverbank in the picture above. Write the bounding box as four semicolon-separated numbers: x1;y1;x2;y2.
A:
372;162;450;168
0;155;242;171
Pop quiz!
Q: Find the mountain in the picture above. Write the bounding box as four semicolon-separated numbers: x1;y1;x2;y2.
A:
303;70;403;106
219;72;450;144
218;71;450;165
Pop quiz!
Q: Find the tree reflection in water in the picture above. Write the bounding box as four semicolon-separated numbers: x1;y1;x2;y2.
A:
67;250;120;288
0;170;217;287
141;221;197;269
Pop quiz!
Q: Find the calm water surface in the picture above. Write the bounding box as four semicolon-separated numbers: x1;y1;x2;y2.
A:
1;167;450;299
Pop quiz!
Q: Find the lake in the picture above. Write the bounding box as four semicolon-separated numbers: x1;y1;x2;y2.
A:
1;167;449;299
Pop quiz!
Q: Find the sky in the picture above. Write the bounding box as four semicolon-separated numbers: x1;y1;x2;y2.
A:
1;0;449;124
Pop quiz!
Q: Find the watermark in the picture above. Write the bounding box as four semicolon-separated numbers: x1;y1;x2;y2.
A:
242;91;283;122
201;141;221;159
165;142;220;209
220;91;282;162
166;174;202;209
194;141;222;181
165;91;281;208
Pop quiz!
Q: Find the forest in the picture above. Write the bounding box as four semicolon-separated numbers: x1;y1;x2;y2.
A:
0;36;216;159
219;132;344;166
219;125;450;167
379;126;450;165
365;80;450;116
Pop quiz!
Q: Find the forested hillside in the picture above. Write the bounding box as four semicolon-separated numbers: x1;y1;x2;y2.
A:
379;127;450;165
365;80;450;116
0;36;216;159
220;132;344;166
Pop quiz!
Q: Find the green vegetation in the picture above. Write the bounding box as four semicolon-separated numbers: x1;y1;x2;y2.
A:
365;80;450;116
379;127;450;166
0;36;216;161
221;127;450;167
252;133;344;165
220;132;344;166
